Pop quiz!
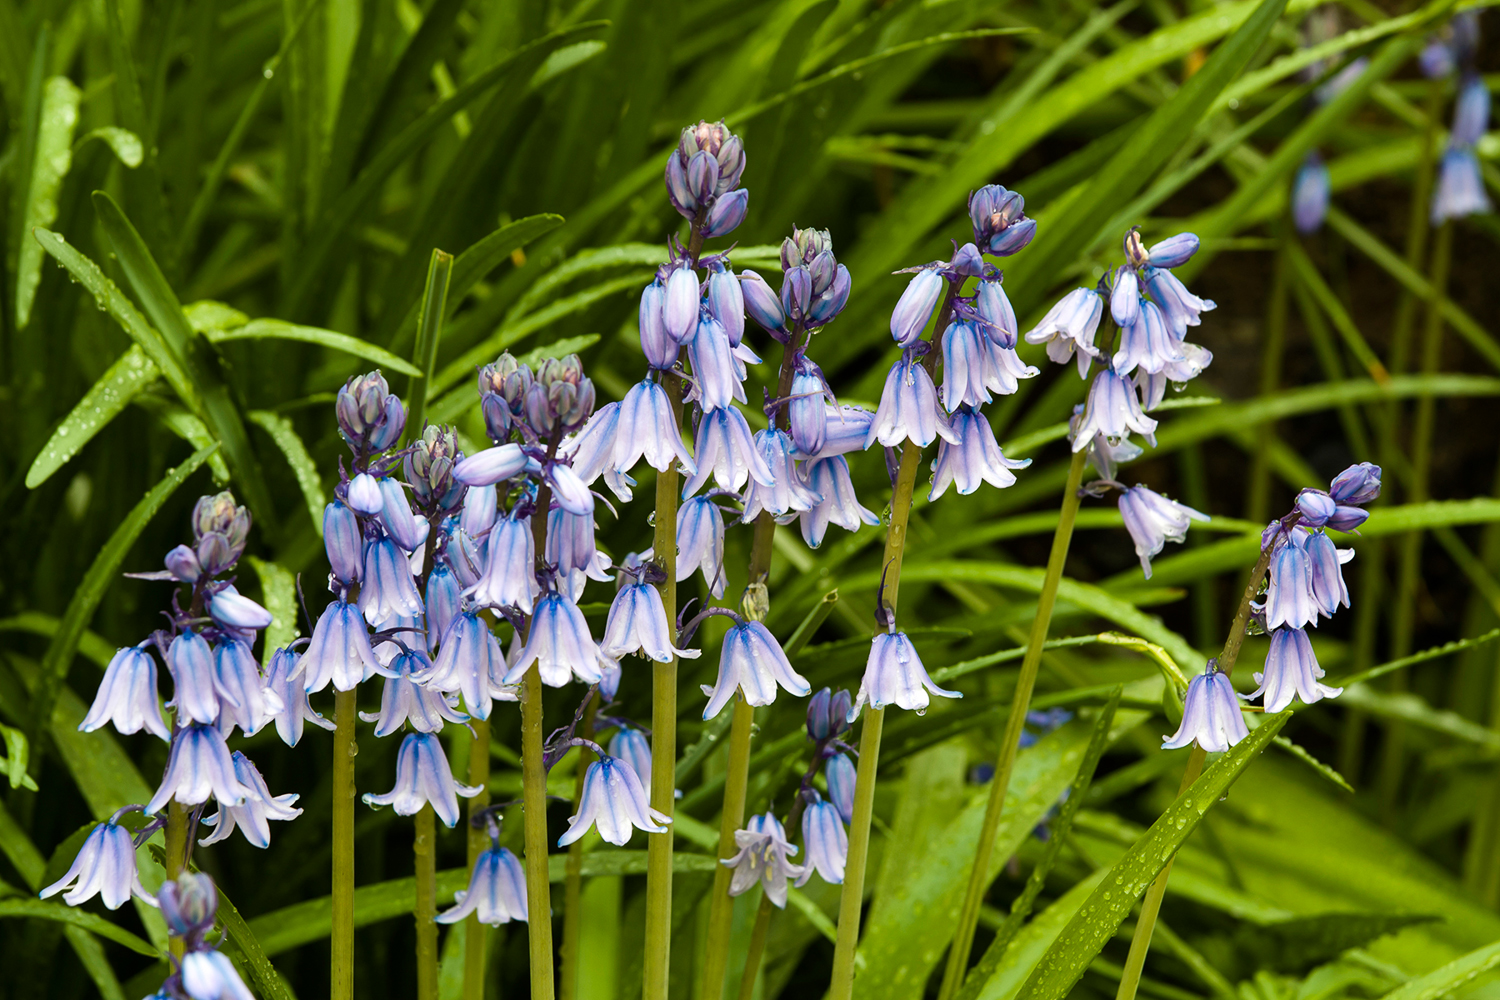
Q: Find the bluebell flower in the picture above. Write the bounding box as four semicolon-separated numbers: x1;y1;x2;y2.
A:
1305;529;1353;618
702;620;810;720
323;501;363;586
677;496;727;598
359;536;424;630
825;752;856;824
808;262;852;326
867;353;957;449
1118;486;1207;580
781;267;812;324
362;649;468;737
851;628;960;718
1295;490;1337;527
603;582;698;663
723;812;803;908
664;264;701;344
1249;627;1341;714
564;401;633;502
795;795;847;887
1019;708;1074;749
180;950;256;1000
1330;462;1382;505
942;319;998;410
467;514;538;614
688;314;742;413
363;732;481;827
705;261;745;346
264;648;334;747
167;630;222;726
742;429;822;521
377;477;426;552
558;754;670;846
214;639;283;738
609;726;653;787
191;491;251;576
1453;72;1490;147
206;585;272;632
436;844;528;925
40;818;156;909
1113;299;1184;376
667;121;745;216
147;723;250;815
199;751;302;849
1162;665;1248;752
81;643;169;740
948;242;986;277
1420;37;1456;79
419;611;509;720
1082;419;1144;482
798;456;880;548
425;564;461;654
806;688;852;741
975;276;1017;347
548;507;613;601
1264;529;1320;631
739;270;787;336
507;591;605;688
1071;370;1157;452
639;277;678;370
789;364;831;457
969;184;1036;256
297;600;386;694
682;406;776;497
1025;288;1104;379
1293;153;1331;235
1142;267;1217;341
891;268;945;346
930;407;1031;500
453;443;529;487
704;187;749;237
164;544;203;583
1145;233;1199;269
1432;147;1491;223
617;379;698;477
1110;267;1140;328
1326;504;1370;533
347;472;383;515
792;405;874;460
1134;342;1213;411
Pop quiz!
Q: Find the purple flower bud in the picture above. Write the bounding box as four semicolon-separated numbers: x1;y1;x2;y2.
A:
968;184;1033;256
337;372;406;451
165;544;203;583
1329;462;1381;505
988;218;1036;256
825;751;856;823
159;871;217;937
1326;505;1370;533
740;270;786;335
323;502;363;585
208;585;273;631
454;444;528;487
192;491;250;576
807;688;834;740
703;188;749;237
665;151;697;216
1162;665;1247;752
609;726;654;790
949;242;985;277
688;149;719;204
789;367;830;457
639;277;678;369
1295;489;1337;527
890;269;944;346
1146;233;1200;269
665;265;701;344
347;473;383;515
781;266;812;322
706;262;745;347
1110;267;1140;328
1420;38;1455;79
975;278;1017;347
377;476;426;552
809;263;851;325
405;425;466;514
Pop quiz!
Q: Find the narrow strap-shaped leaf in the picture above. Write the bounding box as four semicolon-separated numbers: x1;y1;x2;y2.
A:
1375;938;1500;1000
247;411;326;536
29;445;216;757
247;557;300;660
0;898;158;957
133;395;233;482
1285;239;1390;383
92;191;277;529
407;247;454;430
25;345;160;488
73;126;142;167
1336;627;1500;689
15;75;80;328
1012;712;1290;1000
215;882;296;1000
207;319;422;376
1272;736;1354;793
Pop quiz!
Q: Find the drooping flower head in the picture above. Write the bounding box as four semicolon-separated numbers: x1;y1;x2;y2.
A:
722;811;804;908
850;628;960;719
362;732;482;828
1162;663;1248;753
1118;485;1207;580
40;815;157;910
557;754;670;847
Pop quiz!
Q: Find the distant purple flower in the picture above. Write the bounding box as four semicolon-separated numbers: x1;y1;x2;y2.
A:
454;444;529;487
214;639;284;738
1432;147;1491;223
795;795;847;886
557;755;670;847
81;643;169;741
1315;57;1368;105
265;648;334;747
199;751;302;848
40;818;156;909
702;620;810;720
1071;370;1157;452
1453;73;1490;147
436;845;528;925
1025;288;1103;379
1162;666;1247;753
742;429;821;521
723;811;803;908
891;269;945;346
867;354;957;449
603;582;699;663
362;650;468;737
167;630;221;726
609;726;653;788
147;723;251;815
677;496;727;598
850;629;960;719
798;456;880;548
507;591;604;688
362;732;481;828
825;752;856;823
297;600;387;694
1293;153;1331;235
682;406;776;497
1118;486;1207;580
1249;627;1342;714
467;515;539;614
929;407;1030;500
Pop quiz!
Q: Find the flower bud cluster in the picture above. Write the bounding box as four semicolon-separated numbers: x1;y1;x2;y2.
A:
337;371;406;454
665;120;748;237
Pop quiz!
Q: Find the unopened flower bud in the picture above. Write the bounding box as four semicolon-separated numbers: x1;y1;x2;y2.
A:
665;265;701;344
1329;462;1381;505
323;501;363;585
688;150;719;204
336;372;406;452
808;250;837;296
806;687;853;741
347;473;383;515
740;270;786;335
808;264;851;326
667;121;746;219
968;184;1034;256
781;227;832;271
405;425;466;514
640;278;678;369
781;267;812;322
159;872;218;941
164;544;203;583
703;188;749;237
707;262;745;347
192;491;250;577
741;581;770;622
1295;490;1336;527
891;269;944;346
1146;233;1200;269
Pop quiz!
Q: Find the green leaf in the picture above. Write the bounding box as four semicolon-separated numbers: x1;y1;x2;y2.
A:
25;345;160;488
215;883;295;1000
74;126;143;168
448;215;566;313
1237;912;1442;975
1336;685;1500;751
133;394;232;482
1012;711;1290;1000
1272;736;1353;794
0;898;158;957
1285;239;1390;383
247;557;300;660
1375;939;1500;1000
247;410;326;535
207;319;422;376
15;75;80;328
0;722;37;790
30;445;216;752
407;247;454;430
0;611;114;668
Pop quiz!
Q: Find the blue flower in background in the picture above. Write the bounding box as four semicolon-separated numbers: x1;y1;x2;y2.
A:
723;811;803;908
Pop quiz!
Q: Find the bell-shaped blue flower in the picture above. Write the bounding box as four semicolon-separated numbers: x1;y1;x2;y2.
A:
639;276;678;369
81;643;169;741
682;406;776;498
1249;627;1342;714
545;461;595;517
825;752;856;823
740;270;787;336
147;723;251;815
1292;154;1330;235
180;950;255;1000
214;639;283;738
426;564;461;654
199;751;302;849
40;818;156;909
792;405;874;461
454;444;529;487
867;354;957;449
362;649;468;737
617;379;697;476
942;319;999;411
1118;485;1207;580
664;264;701;344
602;582;699;664
1110;268;1140;328
363;732;482;828
461;483;497;539
1025;288;1103;379
688;314;742;413
677;496;727;598
609;726;653;788
436;844;528;925
851;628;960;719
298;600;387;694
467;514;539;613
359;537;424;630
564;401;630;501
1162;666;1248;752
929;407;1030;501
741;429;821;522
1146;233;1199;269
798;456;879;549
167;629;222;726
1453;72;1490;147
1432;147;1491;223
507;591;605;688
702;620;809;720
1071;370;1157;451
1265;530;1319;631
975;277;1017;347
207;586;272;632
1113;299;1184;376
377;477;426;552
557;754;670;847
323;501;363;586
890;269;944;346
1306;529;1352;618
789;365;831;457
723;811;803;908
705;261;745;346
265;648;334;747
347;472;383;514
419;611;508;721
548;507;613;601
795;795;847;886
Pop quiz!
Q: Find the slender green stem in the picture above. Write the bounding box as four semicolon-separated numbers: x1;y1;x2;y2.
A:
415;804;439;1000
520;665;555;998
644;372;685;1000
164;799;188;961
736;894;775;1000
332;687;358;1000
559;696;597;1000
463;717;491;1000
937;448;1089;1000
1247;240;1289;525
